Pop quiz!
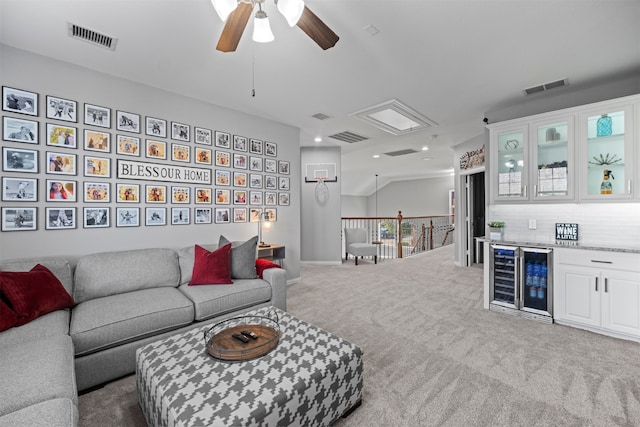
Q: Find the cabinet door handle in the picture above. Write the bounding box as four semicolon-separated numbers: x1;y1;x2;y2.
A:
523;185;527;198
591;259;613;264
628;180;632;195
534;184;537;197
595;277;598;292
604;278;608;293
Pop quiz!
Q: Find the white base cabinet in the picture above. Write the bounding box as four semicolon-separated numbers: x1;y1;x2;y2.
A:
554;248;640;342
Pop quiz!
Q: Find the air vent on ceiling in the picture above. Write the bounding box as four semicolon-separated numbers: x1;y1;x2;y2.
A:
312;113;331;120
384;149;418;157
67;23;118;51
328;131;369;143
523;78;568;95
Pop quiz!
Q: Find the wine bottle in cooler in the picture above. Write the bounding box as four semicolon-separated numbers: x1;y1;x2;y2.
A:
538;263;547;299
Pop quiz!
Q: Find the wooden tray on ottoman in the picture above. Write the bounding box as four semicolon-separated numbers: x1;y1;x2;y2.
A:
204;313;280;362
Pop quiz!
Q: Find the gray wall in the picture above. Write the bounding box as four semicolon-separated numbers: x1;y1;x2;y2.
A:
0;45;301;280
367;176;454;218
300;146;341;263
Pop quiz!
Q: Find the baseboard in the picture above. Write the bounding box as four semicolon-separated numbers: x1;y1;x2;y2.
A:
300;261;343;266
286;277;301;287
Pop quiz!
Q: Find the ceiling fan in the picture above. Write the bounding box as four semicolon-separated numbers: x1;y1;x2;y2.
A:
211;0;339;52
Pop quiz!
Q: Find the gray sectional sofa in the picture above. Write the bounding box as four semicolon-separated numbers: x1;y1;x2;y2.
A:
0;243;287;427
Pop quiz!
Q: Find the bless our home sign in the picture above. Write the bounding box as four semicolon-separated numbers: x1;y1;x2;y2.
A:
556;223;579;241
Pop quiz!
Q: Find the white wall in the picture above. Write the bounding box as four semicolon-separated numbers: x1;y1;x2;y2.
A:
365;176;454;218
340;195;367;217
0;45;301;279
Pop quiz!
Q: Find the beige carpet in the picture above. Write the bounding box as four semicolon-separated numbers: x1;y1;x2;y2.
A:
79;246;640;426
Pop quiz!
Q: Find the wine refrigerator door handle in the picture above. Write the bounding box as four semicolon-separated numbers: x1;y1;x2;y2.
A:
595;276;598;292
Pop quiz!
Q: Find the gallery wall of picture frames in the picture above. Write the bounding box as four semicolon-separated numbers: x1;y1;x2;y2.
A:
1;86;291;232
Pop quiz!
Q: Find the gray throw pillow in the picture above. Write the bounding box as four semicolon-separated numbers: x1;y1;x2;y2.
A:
218;235;258;279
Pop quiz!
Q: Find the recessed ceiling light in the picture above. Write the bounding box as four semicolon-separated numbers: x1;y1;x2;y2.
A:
422;156;432;161
373;154;380;158
314;137;322;142
422;146;429;151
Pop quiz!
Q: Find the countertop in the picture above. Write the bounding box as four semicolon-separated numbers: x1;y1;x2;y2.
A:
479;237;640;254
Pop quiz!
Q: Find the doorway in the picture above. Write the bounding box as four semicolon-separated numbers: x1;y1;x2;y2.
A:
464;171;485;266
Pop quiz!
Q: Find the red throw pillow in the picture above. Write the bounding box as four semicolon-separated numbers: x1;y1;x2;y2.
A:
256;258;281;279
0;299;19;332
0;264;75;327
189;244;233;285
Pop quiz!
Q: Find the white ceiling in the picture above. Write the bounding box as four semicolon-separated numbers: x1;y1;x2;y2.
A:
1;0;639;196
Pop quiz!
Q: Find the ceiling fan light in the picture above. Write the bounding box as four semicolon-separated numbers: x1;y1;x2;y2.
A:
211;0;238;21
253;11;275;43
277;0;305;26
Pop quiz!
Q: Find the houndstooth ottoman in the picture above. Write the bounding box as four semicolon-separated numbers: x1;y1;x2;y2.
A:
136;307;363;427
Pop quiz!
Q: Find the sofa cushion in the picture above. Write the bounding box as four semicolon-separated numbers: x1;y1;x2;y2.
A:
70;287;194;357
0;310;70;347
190;244;233;285
178;243;218;285
0;258;74;296
178;278;271;321
0;335;77;417
0;300;18;332
0;398;78;427
0;264;75;326
255;258;281;279
73;248;180;303
219;235;258;279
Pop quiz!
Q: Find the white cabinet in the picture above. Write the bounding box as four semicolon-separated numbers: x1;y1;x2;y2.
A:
554;248;640;341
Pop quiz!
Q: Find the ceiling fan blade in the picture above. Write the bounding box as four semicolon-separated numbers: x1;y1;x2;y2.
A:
296;5;339;50
216;2;253;53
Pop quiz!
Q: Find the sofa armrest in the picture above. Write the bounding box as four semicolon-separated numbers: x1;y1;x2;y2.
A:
262;268;287;311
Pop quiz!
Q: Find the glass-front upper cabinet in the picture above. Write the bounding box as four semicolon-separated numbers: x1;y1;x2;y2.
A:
530;116;575;201
579;103;634;201
492;126;529;202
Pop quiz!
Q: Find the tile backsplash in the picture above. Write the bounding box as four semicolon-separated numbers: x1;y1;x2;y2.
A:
489;203;640;248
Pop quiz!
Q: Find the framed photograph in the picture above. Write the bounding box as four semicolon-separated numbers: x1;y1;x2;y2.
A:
265;207;277;222
249;173;263;189
116;183;140;203
145;117;167;137
215;150;230;167
116;134;140;156
84;103;111;128
84;181;110;202
195;127;212;145
171;122;190;142
249;138;263;155
116;111;140;133
234;171;247;187
279;176;290;190
215;189;230;205
145;208;166;226
279;192;290;206
264;175;277;190
84;156;110;178
84;207;109;228
233;189;247;205
195;188;212;204
2;177;37;201
171;207;190;225
47;123;77;148
249;208;262;222
172;186;190;204
3;147;38;173
46;95;77;122
3;87;38;116
146;185;167;203
215;131;230;148
2;207;37;231
249;190;263;205
85;129;111;152
233;207;247;223
46;208;76;230
46;179;76;202
216;170;230;186
215;207;230;224
171;143;190;162
146;140;167;159
278;160;290;175
264;158;277;174
233;153;247;169
195;207;212;224
265;141;277;157
233;135;248;151
3;116;38;143
264;191;277;206
46;151;76;175
249;156;263;172
195;147;212;165
116;207;139;227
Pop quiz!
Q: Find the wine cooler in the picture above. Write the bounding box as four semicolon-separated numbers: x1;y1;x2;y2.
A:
489;244;553;323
